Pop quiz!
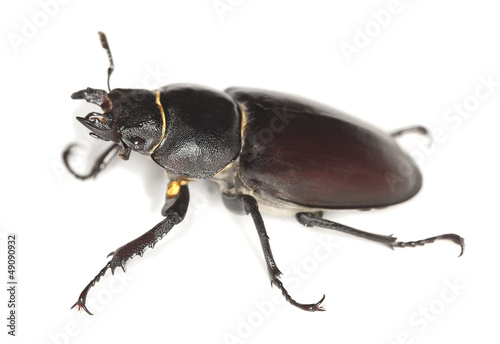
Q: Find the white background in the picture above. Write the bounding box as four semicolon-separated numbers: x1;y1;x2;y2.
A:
1;0;499;343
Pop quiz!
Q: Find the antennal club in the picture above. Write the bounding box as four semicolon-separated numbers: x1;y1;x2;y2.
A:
98;31;114;92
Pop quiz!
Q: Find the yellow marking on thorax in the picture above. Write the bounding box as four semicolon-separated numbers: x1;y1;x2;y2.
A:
166;180;190;199
239;102;246;140
151;90;167;153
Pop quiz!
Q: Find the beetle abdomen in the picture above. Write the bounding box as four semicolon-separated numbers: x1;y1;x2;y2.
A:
226;87;422;209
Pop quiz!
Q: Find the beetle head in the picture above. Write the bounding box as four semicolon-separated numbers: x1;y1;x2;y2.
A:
71;33;165;160
72;87;164;160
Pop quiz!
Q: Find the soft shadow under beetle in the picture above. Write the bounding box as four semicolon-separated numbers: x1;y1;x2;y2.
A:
64;32;464;315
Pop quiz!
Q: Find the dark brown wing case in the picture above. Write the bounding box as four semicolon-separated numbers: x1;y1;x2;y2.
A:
227;87;421;209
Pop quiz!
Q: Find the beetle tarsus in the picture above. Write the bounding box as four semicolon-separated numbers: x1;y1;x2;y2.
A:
393;233;465;257
70;262;111;315
273;278;325;312
71;183;189;314
296;212;465;256
63;143;120;180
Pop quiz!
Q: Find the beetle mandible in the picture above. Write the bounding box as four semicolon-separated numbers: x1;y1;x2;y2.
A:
64;32;464;315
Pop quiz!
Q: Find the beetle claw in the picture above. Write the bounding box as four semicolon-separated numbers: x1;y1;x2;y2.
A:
71;298;94;315
312;294;326;312
272;278;326;312
295;294;326;312
444;234;465;257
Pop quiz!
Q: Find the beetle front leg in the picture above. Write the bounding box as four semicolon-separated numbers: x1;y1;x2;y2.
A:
71;182;189;315
296;212;464;257
223;194;325;312
63;143;120;180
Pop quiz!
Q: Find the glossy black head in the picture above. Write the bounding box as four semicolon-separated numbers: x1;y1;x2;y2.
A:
71;33;164;160
72;87;164;160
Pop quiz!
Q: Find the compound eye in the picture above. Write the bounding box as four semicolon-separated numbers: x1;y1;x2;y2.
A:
130;136;145;151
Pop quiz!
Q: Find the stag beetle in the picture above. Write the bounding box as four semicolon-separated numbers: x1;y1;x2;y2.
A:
64;32;464;315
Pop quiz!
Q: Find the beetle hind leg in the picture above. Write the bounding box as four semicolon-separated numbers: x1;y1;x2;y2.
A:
296;213;464;257
223;194;325;312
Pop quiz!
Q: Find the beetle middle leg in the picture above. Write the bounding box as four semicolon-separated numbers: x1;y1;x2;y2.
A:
296;212;464;256
71;181;189;314
223;194;325;312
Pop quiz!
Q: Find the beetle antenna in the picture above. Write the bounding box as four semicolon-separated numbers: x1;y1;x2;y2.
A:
98;31;114;92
